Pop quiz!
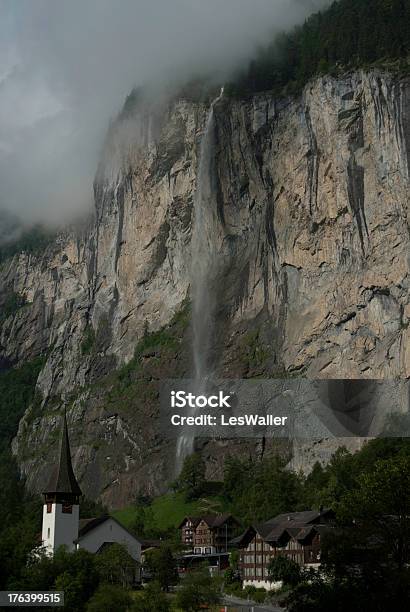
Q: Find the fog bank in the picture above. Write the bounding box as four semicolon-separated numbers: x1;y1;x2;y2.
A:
0;0;328;226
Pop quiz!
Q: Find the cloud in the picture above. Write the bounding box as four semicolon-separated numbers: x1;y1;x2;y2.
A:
0;0;328;226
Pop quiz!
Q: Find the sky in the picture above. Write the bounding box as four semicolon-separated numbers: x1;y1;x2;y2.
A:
0;0;328;227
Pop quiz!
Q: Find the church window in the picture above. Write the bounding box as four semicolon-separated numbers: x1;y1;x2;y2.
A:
46;503;52;513
62;502;72;514
47;528;50;538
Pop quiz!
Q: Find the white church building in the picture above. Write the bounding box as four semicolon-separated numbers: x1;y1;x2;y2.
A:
41;411;142;564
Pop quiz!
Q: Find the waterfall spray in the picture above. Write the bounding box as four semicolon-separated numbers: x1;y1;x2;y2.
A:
175;88;224;472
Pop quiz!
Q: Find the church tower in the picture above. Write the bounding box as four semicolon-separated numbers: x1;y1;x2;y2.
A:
41;410;82;555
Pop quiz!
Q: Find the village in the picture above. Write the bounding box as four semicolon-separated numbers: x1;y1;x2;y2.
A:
35;408;409;611
33;410;353;611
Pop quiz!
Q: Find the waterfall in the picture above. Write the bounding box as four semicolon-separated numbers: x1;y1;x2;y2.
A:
175;88;224;472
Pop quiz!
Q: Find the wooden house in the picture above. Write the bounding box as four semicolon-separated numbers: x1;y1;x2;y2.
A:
233;509;335;589
179;513;240;554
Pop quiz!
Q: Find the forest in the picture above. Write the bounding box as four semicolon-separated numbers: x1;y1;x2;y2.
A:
227;0;410;96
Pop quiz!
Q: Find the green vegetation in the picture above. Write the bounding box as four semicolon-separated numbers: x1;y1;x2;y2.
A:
0;224;55;264
81;325;96;356
240;329;271;374
116;438;410;541
97;303;190;418
116;325;179;388
86;584;134;612
227;0;410;96
0;357;45;452
132;582;171;612
240;585;268;604
225;565;268;602
0;291;28;322
94;542;137;588
13;545;136;612
284;454;410;612
0;357;111;593
114;491;228;536
217;441;410;610
0;429;408;609
175;566;222;612
268;555;303;587
0;358;45;590
144;546;179;592
223;454;303;525
302;437;410;509
172;453;207;501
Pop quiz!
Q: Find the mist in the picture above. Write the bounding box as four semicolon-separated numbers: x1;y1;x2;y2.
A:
0;0;328;228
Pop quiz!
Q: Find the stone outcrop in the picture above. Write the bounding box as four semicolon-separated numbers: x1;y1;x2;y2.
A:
1;70;409;507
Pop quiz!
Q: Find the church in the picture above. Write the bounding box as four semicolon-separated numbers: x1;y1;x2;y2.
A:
41;411;142;564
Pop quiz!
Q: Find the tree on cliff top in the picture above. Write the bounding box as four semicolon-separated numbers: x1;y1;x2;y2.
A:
227;0;410;96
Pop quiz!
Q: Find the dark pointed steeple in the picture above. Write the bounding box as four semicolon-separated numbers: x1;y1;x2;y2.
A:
43;410;82;500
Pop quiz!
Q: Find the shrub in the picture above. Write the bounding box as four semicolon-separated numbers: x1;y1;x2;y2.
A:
86;584;133;612
268;555;303;587
175;568;222;611
132;581;170;612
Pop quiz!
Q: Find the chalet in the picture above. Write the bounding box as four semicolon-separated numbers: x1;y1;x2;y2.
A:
40;410;142;567
179;516;201;548
233;509;335;590
179;514;240;554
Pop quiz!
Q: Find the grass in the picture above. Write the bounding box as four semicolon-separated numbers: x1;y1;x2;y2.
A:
113;491;229;531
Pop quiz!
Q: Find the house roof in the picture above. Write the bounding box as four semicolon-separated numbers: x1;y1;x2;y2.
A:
250;523;289;544
232;508;334;547
200;513;236;528
177;516;201;529
74;515;143;545
229;527;256;548
266;509;333;525
77;516;109;538
43;410;82;497
178;513;237;529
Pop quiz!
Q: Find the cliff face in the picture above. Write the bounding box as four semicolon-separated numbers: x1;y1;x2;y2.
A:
2;70;409;508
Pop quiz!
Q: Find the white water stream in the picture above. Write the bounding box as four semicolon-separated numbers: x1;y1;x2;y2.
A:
175;88;224;472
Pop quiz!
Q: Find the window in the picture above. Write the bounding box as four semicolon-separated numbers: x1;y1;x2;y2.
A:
62;503;72;514
47;528;50;538
46;503;52;513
